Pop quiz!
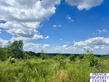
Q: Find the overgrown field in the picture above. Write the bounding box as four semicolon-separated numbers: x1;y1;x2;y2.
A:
0;54;109;82
0;40;109;82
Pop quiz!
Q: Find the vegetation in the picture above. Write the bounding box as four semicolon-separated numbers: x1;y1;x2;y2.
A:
69;54;75;61
0;40;109;82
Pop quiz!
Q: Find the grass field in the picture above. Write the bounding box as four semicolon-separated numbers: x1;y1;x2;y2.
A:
0;53;109;82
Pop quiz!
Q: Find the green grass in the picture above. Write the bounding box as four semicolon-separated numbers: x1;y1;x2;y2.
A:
0;55;109;82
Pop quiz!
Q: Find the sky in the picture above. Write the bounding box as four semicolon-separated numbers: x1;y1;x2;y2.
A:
0;0;109;54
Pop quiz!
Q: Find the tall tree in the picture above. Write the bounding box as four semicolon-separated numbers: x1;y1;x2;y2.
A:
8;40;24;59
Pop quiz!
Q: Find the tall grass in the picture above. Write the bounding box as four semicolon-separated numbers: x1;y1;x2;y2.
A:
0;54;109;82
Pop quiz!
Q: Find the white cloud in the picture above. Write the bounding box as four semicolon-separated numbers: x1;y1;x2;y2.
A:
93;29;108;35
0;0;61;41
49;45;82;53
74;37;109;54
23;41;81;53
63;44;68;48
24;42;50;53
44;36;49;39
66;0;103;10
42;44;50;48
74;37;109;46
53;25;57;27
10;35;44;42
97;29;108;33
24;43;42;49
0;38;9;46
1;36;109;54
66;15;74;22
53;24;62;27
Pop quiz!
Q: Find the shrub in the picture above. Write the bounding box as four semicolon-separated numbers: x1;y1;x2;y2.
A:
59;60;66;69
9;57;16;64
94;58;98;65
69;54;75;61
88;53;98;67
41;54;49;60
55;54;66;69
79;54;84;59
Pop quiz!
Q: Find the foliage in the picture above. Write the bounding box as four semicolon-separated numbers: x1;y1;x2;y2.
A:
7;40;24;59
69;54;75;61
79;54;84;59
40;54;49;60
88;53;98;67
0;48;8;61
8;57;16;64
54;54;66;69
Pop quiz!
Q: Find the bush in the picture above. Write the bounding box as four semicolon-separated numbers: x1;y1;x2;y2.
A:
88;53;98;67
59;60;66;69
9;57;16;64
94;58;98;65
90;58;98;67
69;54;75;61
55;54;66;69
79;54;84;59
41;54;49;60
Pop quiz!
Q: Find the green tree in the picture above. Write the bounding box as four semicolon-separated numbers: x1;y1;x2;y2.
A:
7;40;24;59
88;53;98;67
56;54;66;69
0;48;8;61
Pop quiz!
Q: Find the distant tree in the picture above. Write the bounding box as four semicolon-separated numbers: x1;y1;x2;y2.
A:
69;54;75;61
79;54;84;59
40;50;49;60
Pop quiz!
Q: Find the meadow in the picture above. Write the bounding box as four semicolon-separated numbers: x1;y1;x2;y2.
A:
0;40;109;82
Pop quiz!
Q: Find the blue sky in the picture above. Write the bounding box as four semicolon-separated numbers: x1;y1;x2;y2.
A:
0;0;109;54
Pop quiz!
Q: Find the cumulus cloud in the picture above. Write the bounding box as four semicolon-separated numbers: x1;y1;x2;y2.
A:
1;36;108;54
0;38;9;46
24;42;50;52
49;45;82;53
74;37;109;54
42;44;50;48
74;37;109;46
23;41;82;53
66;0;103;10
0;0;61;41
